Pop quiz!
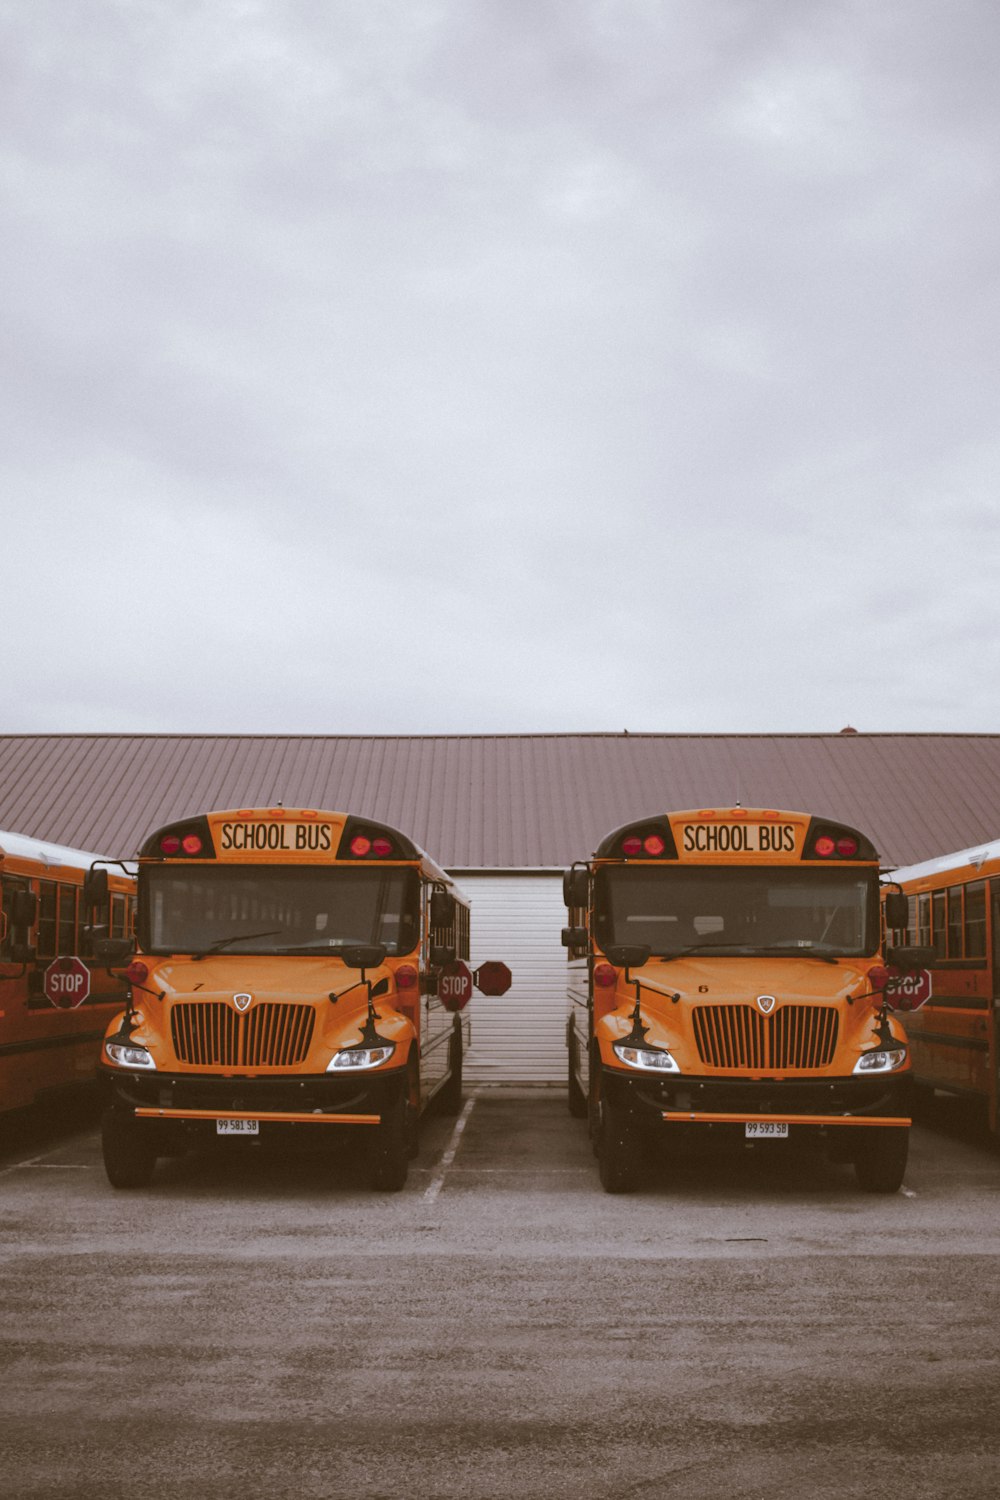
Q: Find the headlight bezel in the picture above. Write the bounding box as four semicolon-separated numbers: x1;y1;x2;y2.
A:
104;1040;157;1070
612;1042;681;1073
853;1047;908;1075
327;1043;396;1072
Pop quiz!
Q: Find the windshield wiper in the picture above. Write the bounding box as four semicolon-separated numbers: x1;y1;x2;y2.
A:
191;930;283;961
655;939;759;961
754;942;840;963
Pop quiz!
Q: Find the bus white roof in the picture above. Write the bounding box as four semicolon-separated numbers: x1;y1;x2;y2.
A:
888;837;1000;886
0;827;133;874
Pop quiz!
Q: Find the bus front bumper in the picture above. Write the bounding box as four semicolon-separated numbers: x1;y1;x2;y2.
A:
99;1066;405;1130
603;1069;912;1129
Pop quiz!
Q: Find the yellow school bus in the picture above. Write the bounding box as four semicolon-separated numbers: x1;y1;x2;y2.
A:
887;837;1000;1134
563;807;918;1194
93;807;509;1192
1;829;134;1113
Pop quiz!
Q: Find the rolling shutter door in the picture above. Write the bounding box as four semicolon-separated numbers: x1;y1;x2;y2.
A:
457;872;566;1084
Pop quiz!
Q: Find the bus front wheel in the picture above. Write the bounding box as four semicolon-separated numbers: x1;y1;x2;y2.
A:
368;1089;410;1192
567;1035;587;1119
854;1126;909;1194
101;1107;157;1189
438;1027;463;1117
597;1092;643;1194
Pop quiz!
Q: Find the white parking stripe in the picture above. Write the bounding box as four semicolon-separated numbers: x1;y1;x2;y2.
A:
423;1094;476;1202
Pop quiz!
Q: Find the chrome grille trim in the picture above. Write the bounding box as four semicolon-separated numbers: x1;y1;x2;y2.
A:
692;1004;839;1071
170;1002;315;1068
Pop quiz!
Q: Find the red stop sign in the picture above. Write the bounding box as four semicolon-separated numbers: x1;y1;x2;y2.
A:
474;960;513;997
884;967;933;1012
44;956;91;1010
439;961;473;1012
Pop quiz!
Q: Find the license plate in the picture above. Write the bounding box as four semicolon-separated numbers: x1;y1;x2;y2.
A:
216;1118;259;1136
745;1122;789;1139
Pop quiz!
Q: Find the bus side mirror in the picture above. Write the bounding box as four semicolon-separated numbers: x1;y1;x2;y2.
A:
563;867;589;909
12;890;38;927
82;868;109;909
883;892;909;929
342;944;387;970
887;944;936;970
561;927;587;948
95;937;134;966
430;891;456;927
605;944;651;970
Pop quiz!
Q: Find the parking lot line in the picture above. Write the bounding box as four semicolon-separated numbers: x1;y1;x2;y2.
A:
423;1093;477;1202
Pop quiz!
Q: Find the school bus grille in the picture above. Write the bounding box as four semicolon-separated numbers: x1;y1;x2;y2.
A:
170;1002;316;1068
692;1004;839;1071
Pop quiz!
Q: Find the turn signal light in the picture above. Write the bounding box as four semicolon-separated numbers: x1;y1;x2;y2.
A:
867;965;890;991
160;834;181;855
126;960;149;985
814;836;836;857
837;836;858;857
395;964;418;989
350;835;371;856
593;963;617;988
181;834;203;855
622;836;643;856
372;836;394;856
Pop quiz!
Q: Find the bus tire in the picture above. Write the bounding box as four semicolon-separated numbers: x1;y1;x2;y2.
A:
567;1035;587;1119
854;1126;909;1194
598;1092;642;1194
101;1107;157;1189
368;1090;410;1192
438;1026;463;1117
588;1046;602;1155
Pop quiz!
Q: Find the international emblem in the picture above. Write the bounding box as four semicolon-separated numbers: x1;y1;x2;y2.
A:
232;992;254;1012
756;994;776;1015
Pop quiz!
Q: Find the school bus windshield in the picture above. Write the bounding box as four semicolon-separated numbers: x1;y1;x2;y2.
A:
139;865;421;956
594;866;879;959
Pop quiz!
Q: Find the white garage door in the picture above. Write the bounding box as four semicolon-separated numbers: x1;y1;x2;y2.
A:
455;871;567;1084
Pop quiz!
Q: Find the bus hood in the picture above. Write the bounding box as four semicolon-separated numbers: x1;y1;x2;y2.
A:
635;954;873;1006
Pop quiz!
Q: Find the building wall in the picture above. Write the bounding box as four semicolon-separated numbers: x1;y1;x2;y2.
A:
458;872;567;1084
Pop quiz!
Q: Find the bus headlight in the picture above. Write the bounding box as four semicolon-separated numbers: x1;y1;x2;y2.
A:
613;1043;680;1073
327;1044;396;1071
105;1041;156;1070
853;1048;908;1074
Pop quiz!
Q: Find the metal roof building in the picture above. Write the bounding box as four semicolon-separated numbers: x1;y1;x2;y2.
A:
2;730;999;868
4;731;1000;1083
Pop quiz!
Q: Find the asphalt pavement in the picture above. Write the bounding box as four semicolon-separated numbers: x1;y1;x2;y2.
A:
1;1088;998;1500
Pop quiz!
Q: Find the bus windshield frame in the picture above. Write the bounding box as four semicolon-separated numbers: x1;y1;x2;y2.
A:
593;865;880;960
138;864;421;957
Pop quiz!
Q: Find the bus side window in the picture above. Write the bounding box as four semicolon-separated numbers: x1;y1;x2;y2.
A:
965;882;986;960
37;881;58;960
1;876;29;959
110;895;127;940
58;885;77;955
947;886;963;958
932;891;946;959
917;894;932;951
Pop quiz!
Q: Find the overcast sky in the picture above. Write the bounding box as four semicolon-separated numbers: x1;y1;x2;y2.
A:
3;0;999;736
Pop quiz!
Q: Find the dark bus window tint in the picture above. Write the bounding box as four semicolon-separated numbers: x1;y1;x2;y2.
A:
37;881;58;959
110;895;127;940
932;891;946;958
917;894;931;949
907;895;917;943
1;876;29;959
965;882;987;959
58;885;77;953
947;887;963;958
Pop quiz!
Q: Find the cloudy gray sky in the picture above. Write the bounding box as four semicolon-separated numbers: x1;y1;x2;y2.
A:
3;0;999;735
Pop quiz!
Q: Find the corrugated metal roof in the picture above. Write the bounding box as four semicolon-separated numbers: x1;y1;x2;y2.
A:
1;732;998;868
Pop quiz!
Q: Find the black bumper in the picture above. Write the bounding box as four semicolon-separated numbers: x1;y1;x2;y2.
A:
100;1066;406;1120
603;1067;912;1124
